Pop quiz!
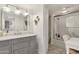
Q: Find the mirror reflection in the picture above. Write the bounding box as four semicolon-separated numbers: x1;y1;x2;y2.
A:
0;4;30;35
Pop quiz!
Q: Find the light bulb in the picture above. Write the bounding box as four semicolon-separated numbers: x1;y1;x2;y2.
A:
23;12;29;16
62;8;66;10
62;10;67;13
3;7;11;12
15;9;21;15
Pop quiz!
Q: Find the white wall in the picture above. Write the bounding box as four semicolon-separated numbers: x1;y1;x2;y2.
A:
43;5;49;53
32;5;48;53
51;15;54;44
32;10;44;53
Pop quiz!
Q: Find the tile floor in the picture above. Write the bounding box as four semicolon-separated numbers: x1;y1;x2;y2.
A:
48;44;66;54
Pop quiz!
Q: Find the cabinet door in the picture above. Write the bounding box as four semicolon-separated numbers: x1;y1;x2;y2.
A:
13;48;29;54
0;40;11;54
0;40;9;47
13;41;30;50
29;37;38;54
13;37;30;44
0;46;10;54
13;37;30;50
13;36;38;54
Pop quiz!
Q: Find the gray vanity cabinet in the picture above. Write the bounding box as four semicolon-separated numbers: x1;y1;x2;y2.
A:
0;36;38;54
12;36;38;54
28;37;38;54
12;37;30;54
0;40;11;54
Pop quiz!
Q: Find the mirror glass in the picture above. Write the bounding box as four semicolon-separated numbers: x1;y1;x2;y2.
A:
1;6;29;33
2;11;15;32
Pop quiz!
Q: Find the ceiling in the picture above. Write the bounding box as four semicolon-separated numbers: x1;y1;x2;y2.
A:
0;4;79;15
47;4;79;15
14;4;43;15
0;4;43;15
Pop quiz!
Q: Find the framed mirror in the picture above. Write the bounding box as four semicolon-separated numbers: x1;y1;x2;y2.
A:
2;10;29;33
2;11;15;32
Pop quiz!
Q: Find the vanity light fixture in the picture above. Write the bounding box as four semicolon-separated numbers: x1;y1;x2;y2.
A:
63;8;66;10
62;10;67;13
23;12;29;16
2;4;29;16
14;9;21;15
62;7;68;10
2;7;11;12
34;16;40;25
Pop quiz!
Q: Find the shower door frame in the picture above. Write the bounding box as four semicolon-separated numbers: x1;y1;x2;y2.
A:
52;16;66;49
53;16;65;41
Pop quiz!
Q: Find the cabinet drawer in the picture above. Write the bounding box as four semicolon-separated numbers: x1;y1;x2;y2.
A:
30;38;38;49
14;48;38;54
13;48;29;54
13;41;30;50
13;37;30;44
29;50;38;54
0;46;10;54
0;40;9;47
0;51;9;54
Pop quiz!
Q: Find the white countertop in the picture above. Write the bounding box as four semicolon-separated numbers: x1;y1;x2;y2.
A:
0;33;36;41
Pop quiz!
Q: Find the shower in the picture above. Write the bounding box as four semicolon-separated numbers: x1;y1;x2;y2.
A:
52;6;79;49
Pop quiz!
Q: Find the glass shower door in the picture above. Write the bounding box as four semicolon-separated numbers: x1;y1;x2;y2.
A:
54;16;66;40
53;16;66;49
53;12;79;49
65;12;79;37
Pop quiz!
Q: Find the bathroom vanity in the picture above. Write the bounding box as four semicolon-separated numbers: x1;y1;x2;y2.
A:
0;34;38;54
0;5;38;54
